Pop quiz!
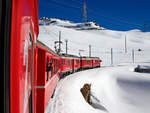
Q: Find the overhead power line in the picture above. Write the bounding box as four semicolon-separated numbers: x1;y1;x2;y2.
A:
45;0;143;29
49;0;81;9
69;0;83;6
55;0;142;28
87;8;142;28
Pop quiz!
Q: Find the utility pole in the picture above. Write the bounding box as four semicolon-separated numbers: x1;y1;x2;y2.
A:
83;0;87;23
132;49;134;63
125;35;127;53
58;31;61;53
89;45;91;57
54;31;62;54
111;48;113;65
65;39;68;54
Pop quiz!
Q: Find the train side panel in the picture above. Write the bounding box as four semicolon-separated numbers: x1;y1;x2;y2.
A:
73;59;80;72
81;58;92;69
61;58;73;75
36;45;61;113
92;58;101;68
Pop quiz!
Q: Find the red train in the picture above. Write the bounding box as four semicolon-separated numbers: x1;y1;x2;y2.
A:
35;41;101;113
1;0;101;113
60;54;101;78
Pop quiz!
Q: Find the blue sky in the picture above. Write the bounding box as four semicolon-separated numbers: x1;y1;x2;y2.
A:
39;0;150;31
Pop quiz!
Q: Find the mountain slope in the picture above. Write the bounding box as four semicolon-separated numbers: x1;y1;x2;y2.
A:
38;18;150;66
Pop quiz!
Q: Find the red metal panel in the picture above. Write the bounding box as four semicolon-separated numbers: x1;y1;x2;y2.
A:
10;0;39;113
37;49;46;86
36;46;61;113
61;58;72;72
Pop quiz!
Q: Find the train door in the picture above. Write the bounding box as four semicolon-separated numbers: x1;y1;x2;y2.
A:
92;60;94;68
72;59;74;73
0;0;12;113
80;57;82;70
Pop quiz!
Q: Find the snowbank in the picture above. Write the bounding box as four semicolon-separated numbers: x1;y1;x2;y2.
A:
46;65;150;113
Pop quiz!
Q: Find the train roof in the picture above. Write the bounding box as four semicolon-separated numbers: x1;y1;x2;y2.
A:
60;54;100;60
60;53;80;59
81;56;100;59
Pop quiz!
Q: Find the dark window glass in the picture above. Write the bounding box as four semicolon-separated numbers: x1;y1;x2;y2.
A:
46;56;49;81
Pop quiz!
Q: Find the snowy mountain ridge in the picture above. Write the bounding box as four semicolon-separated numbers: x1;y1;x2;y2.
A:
39;17;103;30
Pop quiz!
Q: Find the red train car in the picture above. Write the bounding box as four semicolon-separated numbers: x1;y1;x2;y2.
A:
1;0;39;113
36;41;61;113
81;57;93;70
73;57;81;72
81;57;101;70
92;57;101;68
60;54;80;77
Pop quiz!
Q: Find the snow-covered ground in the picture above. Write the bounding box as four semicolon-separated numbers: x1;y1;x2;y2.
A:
38;18;150;113
46;63;150;113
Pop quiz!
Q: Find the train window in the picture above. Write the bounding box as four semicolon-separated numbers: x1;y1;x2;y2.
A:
53;59;55;74
56;60;58;72
64;60;66;65
54;59;55;74
70;60;72;65
46;56;49;81
59;61;61;68
54;59;56;74
63;60;65;65
56;60;57;72
55;60;57;73
46;56;53;81
55;59;56;74
67;60;69;66
61;60;63;65
49;58;52;78
55;60;56;73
